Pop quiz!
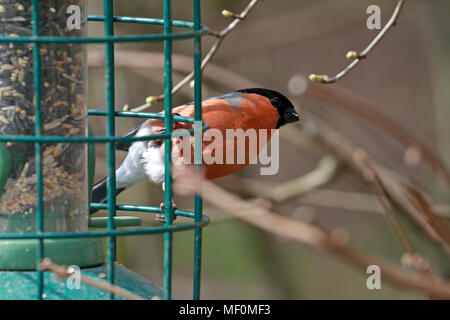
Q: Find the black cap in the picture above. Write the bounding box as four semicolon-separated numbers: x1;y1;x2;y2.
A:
238;88;299;128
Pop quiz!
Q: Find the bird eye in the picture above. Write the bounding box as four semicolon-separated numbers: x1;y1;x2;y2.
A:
271;97;281;107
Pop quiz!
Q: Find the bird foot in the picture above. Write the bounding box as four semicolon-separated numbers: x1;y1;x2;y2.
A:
156;202;178;223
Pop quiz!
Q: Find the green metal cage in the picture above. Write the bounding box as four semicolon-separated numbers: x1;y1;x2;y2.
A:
0;0;209;300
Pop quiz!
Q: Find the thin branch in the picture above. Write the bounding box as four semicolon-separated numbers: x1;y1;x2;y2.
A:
173;174;450;298
303;118;450;253
217;181;450;219
309;0;406;84
294;121;418;257
305;80;450;189
217;156;338;202
131;0;261;113
40;258;147;300
267;155;339;202
360;152;416;254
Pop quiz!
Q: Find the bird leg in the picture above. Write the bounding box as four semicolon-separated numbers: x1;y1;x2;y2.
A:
156;182;178;223
154;115;181;223
157;201;178;223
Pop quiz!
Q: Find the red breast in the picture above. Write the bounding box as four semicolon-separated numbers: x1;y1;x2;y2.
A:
149;93;280;180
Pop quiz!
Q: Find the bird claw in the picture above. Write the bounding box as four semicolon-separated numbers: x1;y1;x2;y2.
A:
156;202;178;223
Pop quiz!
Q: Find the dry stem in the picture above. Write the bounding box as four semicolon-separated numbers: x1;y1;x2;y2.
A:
174;175;450;298
310;0;406;84
131;0;261;113
40;258;147;300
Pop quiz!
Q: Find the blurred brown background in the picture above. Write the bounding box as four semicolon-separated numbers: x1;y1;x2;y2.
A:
86;0;450;299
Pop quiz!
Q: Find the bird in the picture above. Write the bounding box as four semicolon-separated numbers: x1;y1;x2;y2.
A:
90;88;299;221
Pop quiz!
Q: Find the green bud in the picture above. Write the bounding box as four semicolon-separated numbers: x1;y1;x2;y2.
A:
145;96;156;105
221;10;235;19
309;74;318;82
346;51;359;60
308;74;328;83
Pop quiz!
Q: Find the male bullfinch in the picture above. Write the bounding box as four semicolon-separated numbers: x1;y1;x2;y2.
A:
90;88;299;220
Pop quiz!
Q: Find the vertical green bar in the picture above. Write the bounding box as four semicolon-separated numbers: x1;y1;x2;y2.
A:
163;0;174;300
193;0;203;300
104;0;117;300
31;0;44;300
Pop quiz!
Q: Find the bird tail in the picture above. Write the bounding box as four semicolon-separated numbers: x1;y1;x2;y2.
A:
90;178;126;214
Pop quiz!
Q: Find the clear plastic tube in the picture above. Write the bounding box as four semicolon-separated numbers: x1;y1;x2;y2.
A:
0;1;88;233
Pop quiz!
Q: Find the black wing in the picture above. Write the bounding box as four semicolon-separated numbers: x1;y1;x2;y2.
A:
116;125;141;151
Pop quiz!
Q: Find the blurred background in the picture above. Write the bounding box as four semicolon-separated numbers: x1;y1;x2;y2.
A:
86;0;450;299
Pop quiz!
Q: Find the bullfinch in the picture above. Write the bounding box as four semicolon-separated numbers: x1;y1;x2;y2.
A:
90;88;299;220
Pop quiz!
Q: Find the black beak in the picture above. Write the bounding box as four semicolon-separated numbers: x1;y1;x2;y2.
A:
284;110;299;123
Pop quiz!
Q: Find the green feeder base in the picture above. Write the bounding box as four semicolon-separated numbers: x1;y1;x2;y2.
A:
0;238;105;270
0;263;167;300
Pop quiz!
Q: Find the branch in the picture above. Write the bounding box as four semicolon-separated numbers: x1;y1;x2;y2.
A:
302;119;450;253
307;121;416;254
217;156;338;202
173;174;450;299
309;0;406;84
305;81;450;189
360;152;416;254
266;155;339;202
217;180;450;219
40;258;147;300
131;0;261;113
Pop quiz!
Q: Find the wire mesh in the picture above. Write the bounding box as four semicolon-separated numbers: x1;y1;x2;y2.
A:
0;0;209;300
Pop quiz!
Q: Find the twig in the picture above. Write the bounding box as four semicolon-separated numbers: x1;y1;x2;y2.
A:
40;258;147;300
131;0;261;113
217;156;338;202
173;174;450;298
217;181;450;219
309;0;406;84
297;121;418;256
305;80;450;189
377;166;450;250
298;189;450;219
303;119;450;253
359;151;416;254
268;155;339;202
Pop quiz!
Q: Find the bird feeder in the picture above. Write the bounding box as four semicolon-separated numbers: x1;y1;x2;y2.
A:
0;0;104;270
0;0;209;300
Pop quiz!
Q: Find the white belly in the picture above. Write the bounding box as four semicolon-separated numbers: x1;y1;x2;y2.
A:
142;145;165;184
115;123;165;188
